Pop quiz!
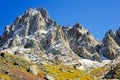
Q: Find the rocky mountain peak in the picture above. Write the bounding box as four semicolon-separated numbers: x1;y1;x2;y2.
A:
0;8;54;46
73;23;89;35
24;8;50;20
12;8;53;35
102;28;120;60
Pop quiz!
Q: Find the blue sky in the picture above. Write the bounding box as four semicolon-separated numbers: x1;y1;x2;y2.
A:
0;0;120;40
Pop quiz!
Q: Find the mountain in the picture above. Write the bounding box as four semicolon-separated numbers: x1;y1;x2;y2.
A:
0;8;120;80
0;8;102;65
101;29;120;60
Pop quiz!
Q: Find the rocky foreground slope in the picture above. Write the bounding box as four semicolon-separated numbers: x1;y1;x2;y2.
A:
0;52;105;80
0;8;120;80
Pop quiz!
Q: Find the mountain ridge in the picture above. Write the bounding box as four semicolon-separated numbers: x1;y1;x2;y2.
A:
0;8;111;65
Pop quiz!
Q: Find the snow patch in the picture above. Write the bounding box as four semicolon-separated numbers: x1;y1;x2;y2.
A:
102;60;111;64
78;59;111;71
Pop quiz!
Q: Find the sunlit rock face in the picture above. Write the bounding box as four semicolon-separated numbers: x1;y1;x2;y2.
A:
102;29;120;60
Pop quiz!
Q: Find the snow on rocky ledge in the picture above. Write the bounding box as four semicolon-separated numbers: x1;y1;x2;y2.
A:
78;59;111;71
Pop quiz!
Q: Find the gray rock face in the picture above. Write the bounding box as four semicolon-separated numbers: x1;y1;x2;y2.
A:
66;23;100;61
102;29;120;60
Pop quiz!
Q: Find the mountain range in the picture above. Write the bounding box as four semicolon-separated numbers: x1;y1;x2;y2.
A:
0;8;120;80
